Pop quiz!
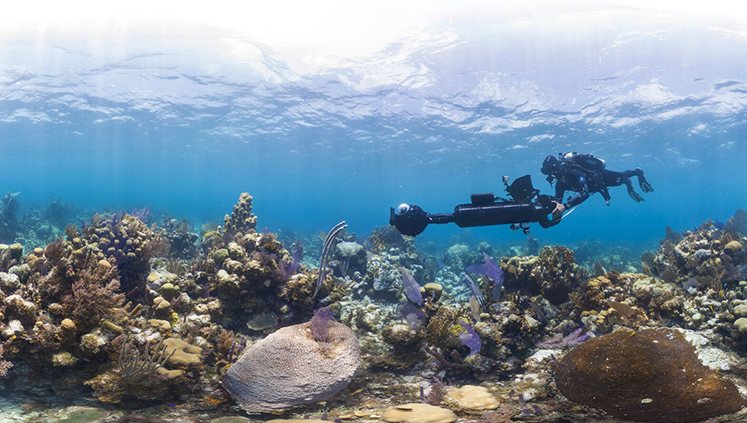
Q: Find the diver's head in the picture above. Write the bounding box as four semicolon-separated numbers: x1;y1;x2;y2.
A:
541;155;560;176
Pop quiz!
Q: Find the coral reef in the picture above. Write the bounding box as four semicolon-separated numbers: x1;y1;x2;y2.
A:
502;245;585;305
0;195;746;423
651;217;747;291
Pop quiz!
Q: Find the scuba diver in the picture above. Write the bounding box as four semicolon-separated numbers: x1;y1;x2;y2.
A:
541;152;654;219
388;152;653;238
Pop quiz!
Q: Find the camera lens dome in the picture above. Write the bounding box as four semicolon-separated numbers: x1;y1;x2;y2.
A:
395;203;410;216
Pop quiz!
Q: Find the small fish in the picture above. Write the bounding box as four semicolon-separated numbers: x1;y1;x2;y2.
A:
469;296;481;321
467;254;504;301
528;301;548;324
463;274;486;308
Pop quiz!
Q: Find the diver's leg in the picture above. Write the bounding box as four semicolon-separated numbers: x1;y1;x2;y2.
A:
620;169;653;193
601;170;624;187
601;170;643;202
610;170;645;202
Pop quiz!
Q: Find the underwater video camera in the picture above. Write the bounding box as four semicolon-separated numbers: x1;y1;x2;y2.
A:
389;175;561;236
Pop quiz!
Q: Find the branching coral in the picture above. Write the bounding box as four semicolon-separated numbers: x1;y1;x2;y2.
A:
118;335;174;381
502;245;585;305
0;342;12;377
61;257;124;330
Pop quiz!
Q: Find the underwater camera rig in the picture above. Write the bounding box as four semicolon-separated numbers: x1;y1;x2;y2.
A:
389;175;561;236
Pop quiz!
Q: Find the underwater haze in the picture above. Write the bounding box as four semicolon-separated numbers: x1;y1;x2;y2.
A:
1;4;745;246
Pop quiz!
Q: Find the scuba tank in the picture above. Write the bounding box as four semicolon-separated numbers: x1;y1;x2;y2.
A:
562;152;606;172
559;152;612;205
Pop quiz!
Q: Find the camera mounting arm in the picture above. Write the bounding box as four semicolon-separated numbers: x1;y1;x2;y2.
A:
389;176;562;237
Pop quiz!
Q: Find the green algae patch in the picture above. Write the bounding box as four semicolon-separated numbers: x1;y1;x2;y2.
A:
555;328;744;422
54;406;111;423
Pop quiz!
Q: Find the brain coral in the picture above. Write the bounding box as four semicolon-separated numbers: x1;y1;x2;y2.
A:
222;321;360;412
555;328;744;422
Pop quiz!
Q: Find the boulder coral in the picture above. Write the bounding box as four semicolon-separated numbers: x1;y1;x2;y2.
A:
555;327;744;422
222;321;360;412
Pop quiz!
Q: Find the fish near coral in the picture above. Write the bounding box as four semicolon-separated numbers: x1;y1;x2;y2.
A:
466;253;504;301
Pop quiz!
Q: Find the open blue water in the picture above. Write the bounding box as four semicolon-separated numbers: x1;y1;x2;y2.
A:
0;8;745;247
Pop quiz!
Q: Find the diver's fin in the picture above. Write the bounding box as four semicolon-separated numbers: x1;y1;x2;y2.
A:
640;180;654;193
636;168;654;193
628;188;644;202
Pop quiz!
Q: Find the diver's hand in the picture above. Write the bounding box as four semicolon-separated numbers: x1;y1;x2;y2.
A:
551;201;566;219
628;189;644;202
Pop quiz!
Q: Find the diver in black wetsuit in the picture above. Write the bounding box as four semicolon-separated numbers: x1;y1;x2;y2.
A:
541;152;654;219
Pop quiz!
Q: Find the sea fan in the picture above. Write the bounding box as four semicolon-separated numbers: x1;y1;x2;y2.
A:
310;306;336;343
401;267;423;307
467;253;505;301
458;319;481;355
398;300;426;329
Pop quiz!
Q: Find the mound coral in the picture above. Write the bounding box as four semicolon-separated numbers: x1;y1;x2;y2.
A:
555;328;744;422
382;404;457;423
222;320;360;412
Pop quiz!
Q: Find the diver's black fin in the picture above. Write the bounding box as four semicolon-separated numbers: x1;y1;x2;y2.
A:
628;188;644;202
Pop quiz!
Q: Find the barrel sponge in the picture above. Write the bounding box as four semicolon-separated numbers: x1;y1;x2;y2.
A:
222;321;360;412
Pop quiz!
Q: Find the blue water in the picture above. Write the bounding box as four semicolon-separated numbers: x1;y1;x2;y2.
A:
1;8;745;247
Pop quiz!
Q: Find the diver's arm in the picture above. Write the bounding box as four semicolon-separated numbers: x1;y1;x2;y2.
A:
554;181;567;201
564;181;590;208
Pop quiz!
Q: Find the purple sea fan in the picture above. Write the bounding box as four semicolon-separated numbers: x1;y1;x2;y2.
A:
398;300;427;330
284;242;304;279
130;206;151;223
467;253;504;301
401;267;423;307
310;306;336;343
458;319;481;356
